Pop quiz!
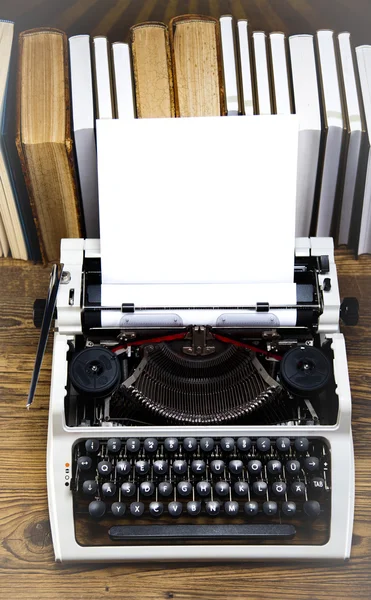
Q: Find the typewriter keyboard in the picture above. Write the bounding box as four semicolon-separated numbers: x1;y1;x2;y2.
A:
71;436;331;546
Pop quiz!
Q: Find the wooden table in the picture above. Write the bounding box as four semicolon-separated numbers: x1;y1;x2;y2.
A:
0;250;370;600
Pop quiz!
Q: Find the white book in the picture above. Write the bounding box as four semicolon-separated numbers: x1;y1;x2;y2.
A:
219;15;239;115
112;42;135;119
355;45;371;255
237;20;254;116
315;30;345;237
269;32;291;115
92;36;114;119
252;32;272;115
337;33;364;247
289;34;322;237
69;35;99;238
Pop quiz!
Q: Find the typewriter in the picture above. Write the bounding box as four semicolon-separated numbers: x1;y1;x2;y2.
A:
29;236;358;562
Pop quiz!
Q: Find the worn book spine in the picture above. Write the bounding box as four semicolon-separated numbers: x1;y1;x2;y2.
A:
130;22;175;118
169;14;226;117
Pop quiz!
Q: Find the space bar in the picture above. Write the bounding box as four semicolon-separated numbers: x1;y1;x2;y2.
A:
109;524;296;541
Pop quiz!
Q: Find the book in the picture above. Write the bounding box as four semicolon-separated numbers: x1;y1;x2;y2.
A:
92;36;114;119
315;30;346;237
237;20;255;116
169;15;225;117
69;35;99;238
16;28;82;263
289;34;322;237
252;32;272;115
112;42;135;119
130;22;174;118
219;15;240;115
0;211;8;257
269;32;292;115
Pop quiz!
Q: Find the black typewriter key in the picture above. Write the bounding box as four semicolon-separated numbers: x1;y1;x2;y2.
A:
158;481;173;497
244;501;259;516
311;477;325;492
77;456;92;471
291;481;306;497
173;459;188;475
183;437;197;452
88;500;106;519
224;501;239;516
200;437;214;453
247;459;262;476
191;459;206;475
135;460;149;475
102;482;116;497
286;460;301;475
143;437;158;453
164;437;179;452
168;501;183;517
252;481;268;496
256;437;271;452
263;501;278;516
153;460;168;476
214;481;230;497
229;460;243;475
304;456;320;472
237;437;252;452
205;501;220;516
210;459;225;475
139;481;155;497
126;438;140;453
106;438;121;453
303;500;321;518
271;481;287;497
294;437;309;453
187;501;201;516
82;480;98;495
149;501;164;517
121;482;136;497
85;439;100;454
97;460;112;476
196;480;211;497
130;502;145;517
281;501;296;517
234;481;249;496
111;502;126;517
220;437;235;452
177;481;192;497
267;460;282;475
276;437;291;452
116;460;131;477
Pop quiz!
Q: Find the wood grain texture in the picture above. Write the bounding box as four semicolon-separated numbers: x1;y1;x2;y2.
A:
0;249;370;599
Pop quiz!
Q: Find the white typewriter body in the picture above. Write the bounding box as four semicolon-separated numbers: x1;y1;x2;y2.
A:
46;237;354;562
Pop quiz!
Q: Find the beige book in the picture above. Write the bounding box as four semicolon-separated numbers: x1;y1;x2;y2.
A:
130;22;174;118
0;209;7;257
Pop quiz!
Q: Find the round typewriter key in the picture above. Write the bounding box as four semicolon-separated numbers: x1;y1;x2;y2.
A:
177;481;192;497
281;501;296;517
247;459;262;476
85;439;100;454
69;347;121;397
220;437;235;452
111;502;126;517
116;460;131;477
276;437;291;452
294;437;309;453
107;438;121;453
121;482;136;497
196;481;211;497
200;437;214;452
149;501;164;517
237;437;252;452
140;481;155;497
311;477;325;491
183;437;197;452
82;480;98;495
153;460;168;476
210;459;225;475
271;481;287;497
214;481;230;497
143;437;158;453
234;481;249;496
224;501;239;516
303;500;321;518
280;346;332;396
267;460;282;475
304;456;319;472
191;459;206;475
158;481;173;497
173;460;188;475
286;460;301;475
291;481;306;496
135;460;149;475
263;501;278;516
77;456;92;471
88;500;106;519
126;438;140;453
168;501;183;517
205;501;220;516
187;501;201;516
130;501;145;517
102;482;116;497
97;460;112;476
252;481;267;496
229;460;243;475
164;437;179;452
244;501;259;516
256;437;271;452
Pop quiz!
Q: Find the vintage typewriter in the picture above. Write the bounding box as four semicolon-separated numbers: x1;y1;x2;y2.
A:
29;236;358;562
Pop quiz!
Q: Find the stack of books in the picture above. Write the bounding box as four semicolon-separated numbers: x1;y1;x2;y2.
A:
1;14;371;263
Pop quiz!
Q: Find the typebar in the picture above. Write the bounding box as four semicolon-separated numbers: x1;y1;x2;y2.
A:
109;524;296;541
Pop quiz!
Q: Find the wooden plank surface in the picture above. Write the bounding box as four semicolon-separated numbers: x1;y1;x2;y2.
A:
0;249;370;599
